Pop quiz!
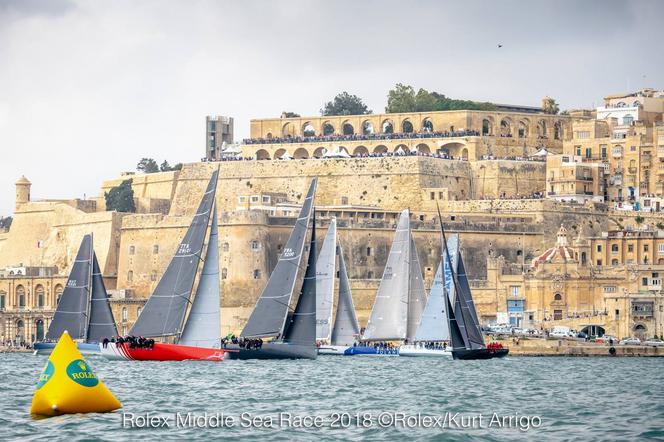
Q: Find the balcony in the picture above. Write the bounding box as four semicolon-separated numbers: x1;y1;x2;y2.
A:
612;150;623;158
648;279;662;291
628;167;638;174
612;176;623;186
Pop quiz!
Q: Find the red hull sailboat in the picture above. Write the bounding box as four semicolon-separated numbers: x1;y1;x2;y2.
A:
101;342;226;361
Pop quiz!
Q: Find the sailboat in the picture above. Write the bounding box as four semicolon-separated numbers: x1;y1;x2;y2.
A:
345;209;427;356
226;178;318;360
100;170;230;361
436;206;509;360
315;217;336;345
399;235;458;358
34;234;118;355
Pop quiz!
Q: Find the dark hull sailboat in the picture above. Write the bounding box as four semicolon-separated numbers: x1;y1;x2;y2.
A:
35;234;118;355
101;170;234;362
436;205;508;361
228;179;318;360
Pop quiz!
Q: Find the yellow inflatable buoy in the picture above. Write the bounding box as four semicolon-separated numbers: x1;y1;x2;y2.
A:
30;331;121;417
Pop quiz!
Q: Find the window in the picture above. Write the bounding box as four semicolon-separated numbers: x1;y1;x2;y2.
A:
253;269;261;279
238;196;246;203
17;286;25;308
127;270;133;282
367;271;374;279
129;245;135;255
438;192;443;199
628;244;634;253
576;146;581;156
0;293;5;310
222;242;229;252
644;245;649;252
153;245;159;254
615;309;620;317
122;307;127;321
151;271;157;281
597;259;602;266
642;277;648;286
250;196;259;203
430;192;435;201
554;293;562;301
262;195;270;204
585;147;592;159
137;307;142;317
601;145;607;159
611;244;619;253
511;286;520;297
366;247;373;257
251;240;261;251
630;145;636;152
221;268;228;280
597;245;602;252
341;196;348;205
603;286;617;293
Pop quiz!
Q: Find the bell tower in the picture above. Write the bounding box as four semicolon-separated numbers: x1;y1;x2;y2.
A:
15;175;31;209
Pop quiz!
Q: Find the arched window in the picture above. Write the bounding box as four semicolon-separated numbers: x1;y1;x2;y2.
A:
342;122;354;135
322;123;334;136
35;285;44;308
16;285;25;308
611;244;619;252
303;123;315;137
554;293;562;301
54;284;63;306
402;120;414;133
482;119;491;135
382;120;394;134
362;121;374;135
422;119;434;133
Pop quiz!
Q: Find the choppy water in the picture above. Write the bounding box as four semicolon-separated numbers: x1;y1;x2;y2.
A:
1;353;663;441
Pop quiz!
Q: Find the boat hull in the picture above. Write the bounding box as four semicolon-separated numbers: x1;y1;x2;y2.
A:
343;345;399;356
452;348;509;360
33;342;101;356
399;346;452;357
100;342;227;361
318;345;352;355
225;342;316;360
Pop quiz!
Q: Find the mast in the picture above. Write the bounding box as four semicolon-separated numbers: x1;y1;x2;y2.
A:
363;209;411;341
315;217;336;342
241;178;317;339
179;204;221;348
83;232;94;341
130;170;219;338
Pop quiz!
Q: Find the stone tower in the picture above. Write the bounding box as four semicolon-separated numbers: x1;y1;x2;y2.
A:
15;175;31;209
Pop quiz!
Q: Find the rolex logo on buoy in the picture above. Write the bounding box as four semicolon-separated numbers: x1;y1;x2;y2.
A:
66;359;99;387
36;361;55;389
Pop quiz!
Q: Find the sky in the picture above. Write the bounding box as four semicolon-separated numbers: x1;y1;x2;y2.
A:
0;0;663;216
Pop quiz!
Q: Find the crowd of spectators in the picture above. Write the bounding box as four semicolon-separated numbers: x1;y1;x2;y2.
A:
242;129;480;145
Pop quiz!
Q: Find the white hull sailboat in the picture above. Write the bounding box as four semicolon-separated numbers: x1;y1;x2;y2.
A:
399;345;452;357
348;209;427;356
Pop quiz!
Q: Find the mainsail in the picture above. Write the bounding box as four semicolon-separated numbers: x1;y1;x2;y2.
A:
179;205;221;348
46;234;93;341
330;246;360;346
130;170;219;338
86;252;118;343
241;178;317;338
454;253;485;349
315;217;336;342
283;212;317;344
414;254;450;342
363;209;411;341
406;235;427;342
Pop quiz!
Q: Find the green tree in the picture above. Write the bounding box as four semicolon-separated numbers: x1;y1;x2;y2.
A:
656;222;664;230
386;83;417;113
105;179;136;213
635;216;644;224
321;92;371;116
159;160;183;172
137;158;160;173
385;83;497;113
281;111;300;118
543;97;560;115
0;216;12;230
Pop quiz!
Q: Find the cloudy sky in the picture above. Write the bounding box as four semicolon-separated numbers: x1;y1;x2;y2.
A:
0;0;663;216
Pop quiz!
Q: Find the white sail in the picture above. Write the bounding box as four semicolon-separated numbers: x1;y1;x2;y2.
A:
406;235;427;342
330;245;360;346
444;234;459;304
414;235;459;342
315;218;337;342
363;210;410;341
179;206;221;348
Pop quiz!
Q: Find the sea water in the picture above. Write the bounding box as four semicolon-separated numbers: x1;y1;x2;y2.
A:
1;353;663;441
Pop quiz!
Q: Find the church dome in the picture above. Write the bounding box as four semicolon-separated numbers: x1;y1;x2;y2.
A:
532;225;576;268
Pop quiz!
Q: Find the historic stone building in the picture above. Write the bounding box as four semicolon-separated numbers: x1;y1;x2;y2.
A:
241;108;573;161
